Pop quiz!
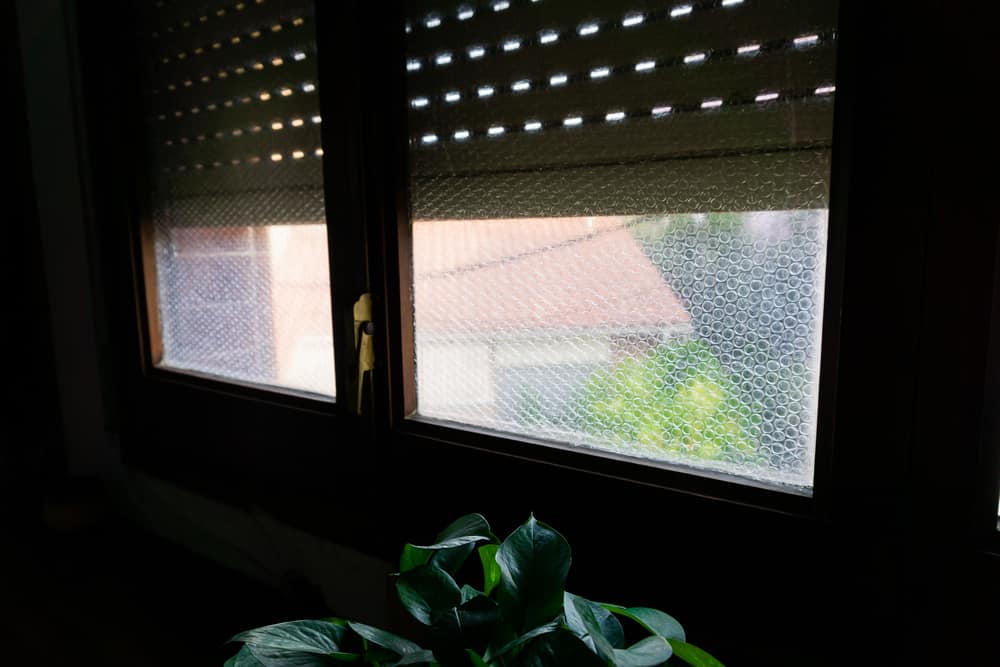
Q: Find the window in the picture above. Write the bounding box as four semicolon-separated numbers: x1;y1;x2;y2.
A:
125;0;842;493
122;0;845;493
402;0;839;489
135;0;334;398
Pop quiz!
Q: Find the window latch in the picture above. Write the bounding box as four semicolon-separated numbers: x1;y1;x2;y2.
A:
353;293;375;415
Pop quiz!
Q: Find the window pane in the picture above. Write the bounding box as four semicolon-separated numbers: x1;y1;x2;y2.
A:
154;224;335;397
135;1;334;397
404;0;838;488
412;212;826;487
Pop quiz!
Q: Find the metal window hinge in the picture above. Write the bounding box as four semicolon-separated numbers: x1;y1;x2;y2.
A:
353;293;375;415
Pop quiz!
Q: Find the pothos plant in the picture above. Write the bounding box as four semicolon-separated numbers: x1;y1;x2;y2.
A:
226;514;724;666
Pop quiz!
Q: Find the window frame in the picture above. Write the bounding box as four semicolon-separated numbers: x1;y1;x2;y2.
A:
95;0;855;513
122;3;352;412
978;231;1000;549
364;0;851;515
75;0;386;548
88;0;1000;531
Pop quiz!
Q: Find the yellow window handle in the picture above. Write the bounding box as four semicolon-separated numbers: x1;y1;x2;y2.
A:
353;293;375;415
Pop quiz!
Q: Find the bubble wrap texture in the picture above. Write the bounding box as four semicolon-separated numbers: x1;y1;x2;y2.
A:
139;0;334;397
412;211;827;487
154;224;335;397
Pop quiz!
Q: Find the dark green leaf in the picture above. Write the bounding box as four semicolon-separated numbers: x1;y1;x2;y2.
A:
400;544;433;573
563;593;614;662
245;644;342;666
396;563;463;625
670;641;726;667
403;515;493;576
466;650;489;667
347;621;429;663
431;542;477;576
460;584;483;603
594;605;625;649
362;646;398;664
611;636;672;667
226;645;267;667
411;536;492;551
511;629;607;667
434;594;499;647
478;545;501;597
483;620;560;663
601;605;686;642
563;592;624;650
394;651;437;666
435;514;493;543
496;515;572;633
232;620;347;655
407;514;493;558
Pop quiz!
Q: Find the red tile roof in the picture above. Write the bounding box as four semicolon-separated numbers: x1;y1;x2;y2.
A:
413;217;690;334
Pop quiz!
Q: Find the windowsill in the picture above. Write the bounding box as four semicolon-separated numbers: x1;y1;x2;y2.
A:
397;414;816;515
144;366;336;411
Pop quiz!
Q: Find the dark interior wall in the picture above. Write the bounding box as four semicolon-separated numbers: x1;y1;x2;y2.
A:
3;0;65;522
8;1;1000;666
13;0;119;481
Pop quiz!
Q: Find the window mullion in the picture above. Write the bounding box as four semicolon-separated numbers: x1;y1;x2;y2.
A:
315;0;375;420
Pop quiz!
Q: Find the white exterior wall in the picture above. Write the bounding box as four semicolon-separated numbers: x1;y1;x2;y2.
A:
415;332;612;420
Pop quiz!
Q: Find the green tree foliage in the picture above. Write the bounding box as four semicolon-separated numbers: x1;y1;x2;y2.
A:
629;212;825;470
579;340;759;464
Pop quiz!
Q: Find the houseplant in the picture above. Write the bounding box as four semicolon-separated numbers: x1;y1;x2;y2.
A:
226;514;724;666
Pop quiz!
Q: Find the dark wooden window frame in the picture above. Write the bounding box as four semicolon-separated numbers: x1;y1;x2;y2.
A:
83;0;856;520
360;0;848;519
978;232;1000;552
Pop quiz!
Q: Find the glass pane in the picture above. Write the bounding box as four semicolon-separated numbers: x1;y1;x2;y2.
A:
136;0;334;397
413;212;827;487
404;0;838;488
154;224;335;398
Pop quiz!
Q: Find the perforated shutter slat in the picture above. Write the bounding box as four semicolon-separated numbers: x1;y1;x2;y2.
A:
138;0;323;227
411;47;836;136
405;0;839;219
